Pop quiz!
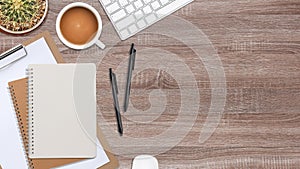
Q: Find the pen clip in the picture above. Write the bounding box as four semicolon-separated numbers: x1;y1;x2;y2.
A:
113;73;118;94
129;43;135;54
0;44;27;70
131;50;136;70
109;68;113;82
129;43;136;70
109;68;119;95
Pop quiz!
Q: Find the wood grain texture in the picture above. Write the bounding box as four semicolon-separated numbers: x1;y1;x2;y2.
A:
1;0;299;168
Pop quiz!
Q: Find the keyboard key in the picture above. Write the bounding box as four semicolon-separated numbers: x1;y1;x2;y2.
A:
134;0;143;9
129;24;138;33
151;1;161;10
125;4;135;13
145;14;157;24
143;0;152;4
101;0;111;6
134;10;143;19
106;2;120;14
159;0;168;5
115;15;136;30
137;19;146;28
157;0;190;16
111;9;126;22
120;29;130;38
143;5;152;14
119;0;129;7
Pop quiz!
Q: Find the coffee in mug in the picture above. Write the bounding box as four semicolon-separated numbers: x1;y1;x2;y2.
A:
56;2;105;50
60;7;98;45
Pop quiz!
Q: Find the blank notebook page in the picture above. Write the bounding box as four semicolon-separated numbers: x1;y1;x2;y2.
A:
27;64;96;158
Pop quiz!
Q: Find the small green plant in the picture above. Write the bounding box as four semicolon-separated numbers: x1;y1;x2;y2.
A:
0;0;46;32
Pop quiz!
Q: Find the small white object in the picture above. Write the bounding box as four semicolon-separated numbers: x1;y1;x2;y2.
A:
151;1;160;10
134;0;143;9
129;24;138;33
116;15;136;30
107;2;120;13
145;14;157;24
159;0;168;5
119;0;129;7
102;0;111;6
120;29;130;37
143;5;152;14
156;0;190;16
126;4;135;13
132;155;159;169
134;10;143;19
143;0;152;4
137;19;146;28
111;9;127;22
0;45;27;69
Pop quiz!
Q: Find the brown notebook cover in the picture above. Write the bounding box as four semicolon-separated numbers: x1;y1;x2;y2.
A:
8;32;119;169
9;79;83;168
7;31;84;168
9;79;119;169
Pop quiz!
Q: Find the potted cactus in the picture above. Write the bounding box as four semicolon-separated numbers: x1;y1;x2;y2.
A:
0;0;48;34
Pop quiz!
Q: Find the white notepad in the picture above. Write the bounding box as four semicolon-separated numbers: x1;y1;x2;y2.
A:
0;38;57;169
27;64;97;158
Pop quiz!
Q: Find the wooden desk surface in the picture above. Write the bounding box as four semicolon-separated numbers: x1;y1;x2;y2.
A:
1;0;299;168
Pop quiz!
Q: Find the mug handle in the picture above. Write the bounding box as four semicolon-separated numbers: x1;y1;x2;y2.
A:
95;40;105;49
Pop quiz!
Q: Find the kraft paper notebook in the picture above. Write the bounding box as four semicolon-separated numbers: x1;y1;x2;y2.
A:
0;32;62;169
9;78;118;169
9;79;85;168
27;64;97;158
3;32;86;168
7;32;119;169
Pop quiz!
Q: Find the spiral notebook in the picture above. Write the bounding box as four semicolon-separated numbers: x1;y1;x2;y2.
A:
0;32;67;169
6;32;119;169
8;78;119;169
9;78;87;168
27;64;97;158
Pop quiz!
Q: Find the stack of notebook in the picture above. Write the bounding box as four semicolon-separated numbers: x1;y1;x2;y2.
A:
4;32;119;169
9;78;86;168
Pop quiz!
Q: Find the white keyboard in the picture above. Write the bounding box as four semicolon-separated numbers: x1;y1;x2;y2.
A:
99;0;193;40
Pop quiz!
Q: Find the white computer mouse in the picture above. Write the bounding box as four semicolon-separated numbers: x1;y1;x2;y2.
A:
132;155;159;169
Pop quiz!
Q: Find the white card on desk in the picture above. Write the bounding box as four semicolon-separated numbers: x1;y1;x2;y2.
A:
0;38;57;169
53;139;110;169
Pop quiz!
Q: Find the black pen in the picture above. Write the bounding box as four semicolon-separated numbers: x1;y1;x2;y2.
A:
109;68;123;135
124;43;136;112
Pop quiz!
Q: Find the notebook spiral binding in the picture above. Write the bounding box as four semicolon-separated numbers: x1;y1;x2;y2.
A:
9;85;34;169
27;68;35;158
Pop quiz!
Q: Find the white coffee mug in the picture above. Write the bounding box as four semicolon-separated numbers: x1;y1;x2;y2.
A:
56;2;105;50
